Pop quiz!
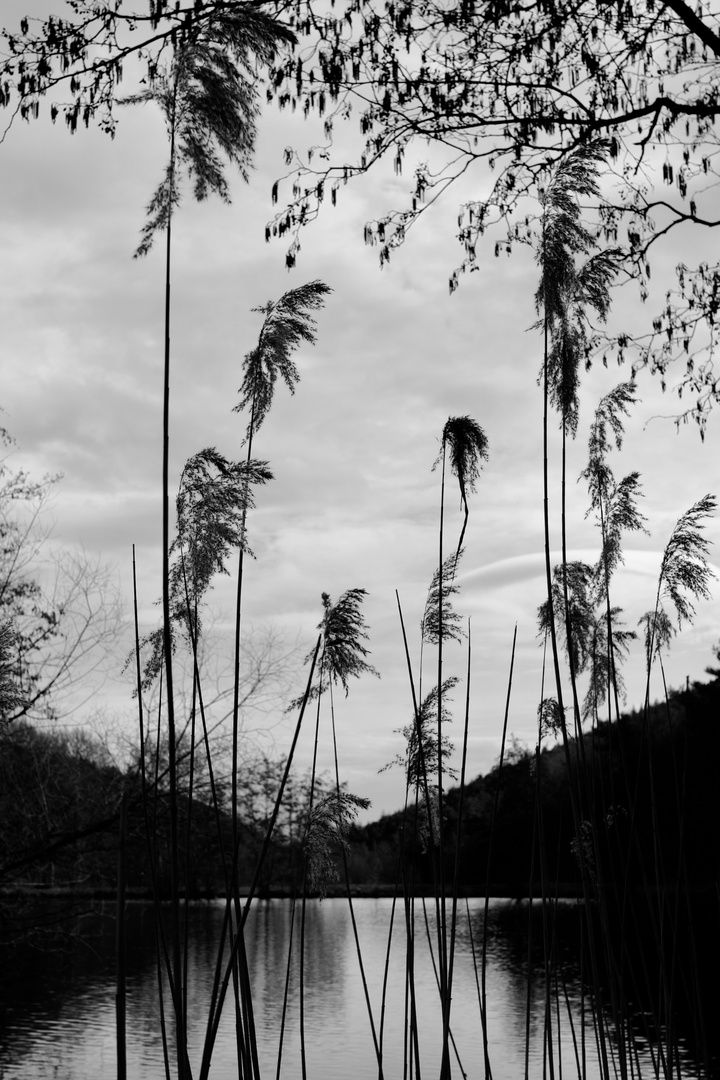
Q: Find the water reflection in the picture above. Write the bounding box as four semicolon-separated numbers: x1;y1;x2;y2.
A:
0;897;711;1079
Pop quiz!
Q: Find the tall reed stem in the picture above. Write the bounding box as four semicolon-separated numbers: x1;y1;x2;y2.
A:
157;75;187;1079
198;637;321;1080
436;445;450;1080
115;789;127;1080
480;624;516;1080
540;211;611;1080
327;679;383;1075
445;621;473;1073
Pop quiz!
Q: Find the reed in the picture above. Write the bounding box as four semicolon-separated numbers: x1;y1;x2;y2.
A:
528;144;717;1080
118;71;717;1079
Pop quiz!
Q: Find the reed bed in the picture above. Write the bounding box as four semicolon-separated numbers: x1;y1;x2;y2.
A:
119;108;718;1080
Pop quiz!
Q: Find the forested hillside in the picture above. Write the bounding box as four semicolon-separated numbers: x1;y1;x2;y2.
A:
348;667;720;895
3;660;718;907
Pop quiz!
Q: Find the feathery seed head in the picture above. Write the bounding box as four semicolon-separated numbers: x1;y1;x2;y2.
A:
657;494;716;627
639;607;675;669
536;142;622;433
538;697;564;740
422;550;465;645
319;588;379;696
235;280;332;442
434;416;489;510
385;678;458;790
304;790;370;897
582;609;636;721
538;561;596;675
172;447;272;603
289;588;379;710
128;7;294;256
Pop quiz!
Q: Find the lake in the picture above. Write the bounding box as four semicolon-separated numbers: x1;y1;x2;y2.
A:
0;896;709;1079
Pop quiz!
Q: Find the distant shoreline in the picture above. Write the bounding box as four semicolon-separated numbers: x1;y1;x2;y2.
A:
4;882;712;902
0;882;571;900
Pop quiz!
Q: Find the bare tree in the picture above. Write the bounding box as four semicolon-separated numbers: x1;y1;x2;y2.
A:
0;431;123;724
132;620;305;795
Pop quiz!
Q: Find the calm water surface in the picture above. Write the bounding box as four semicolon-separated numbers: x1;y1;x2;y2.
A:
0;897;699;1079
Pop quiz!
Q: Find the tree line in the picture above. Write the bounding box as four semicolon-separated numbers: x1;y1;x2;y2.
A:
3;649;718;907
348;658;720;894
0;719;334;904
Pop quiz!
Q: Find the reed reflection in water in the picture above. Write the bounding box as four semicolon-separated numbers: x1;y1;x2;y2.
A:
0;897;700;1079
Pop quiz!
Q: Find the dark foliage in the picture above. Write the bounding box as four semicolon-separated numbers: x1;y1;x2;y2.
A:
0;621;24;723
7;1;720;425
0;723;333;905
350;668;720;898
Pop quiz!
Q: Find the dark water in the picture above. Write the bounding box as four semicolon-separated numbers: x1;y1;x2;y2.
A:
0;897;711;1079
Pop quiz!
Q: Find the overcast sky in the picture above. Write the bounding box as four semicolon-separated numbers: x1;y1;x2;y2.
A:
1;8;719;819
